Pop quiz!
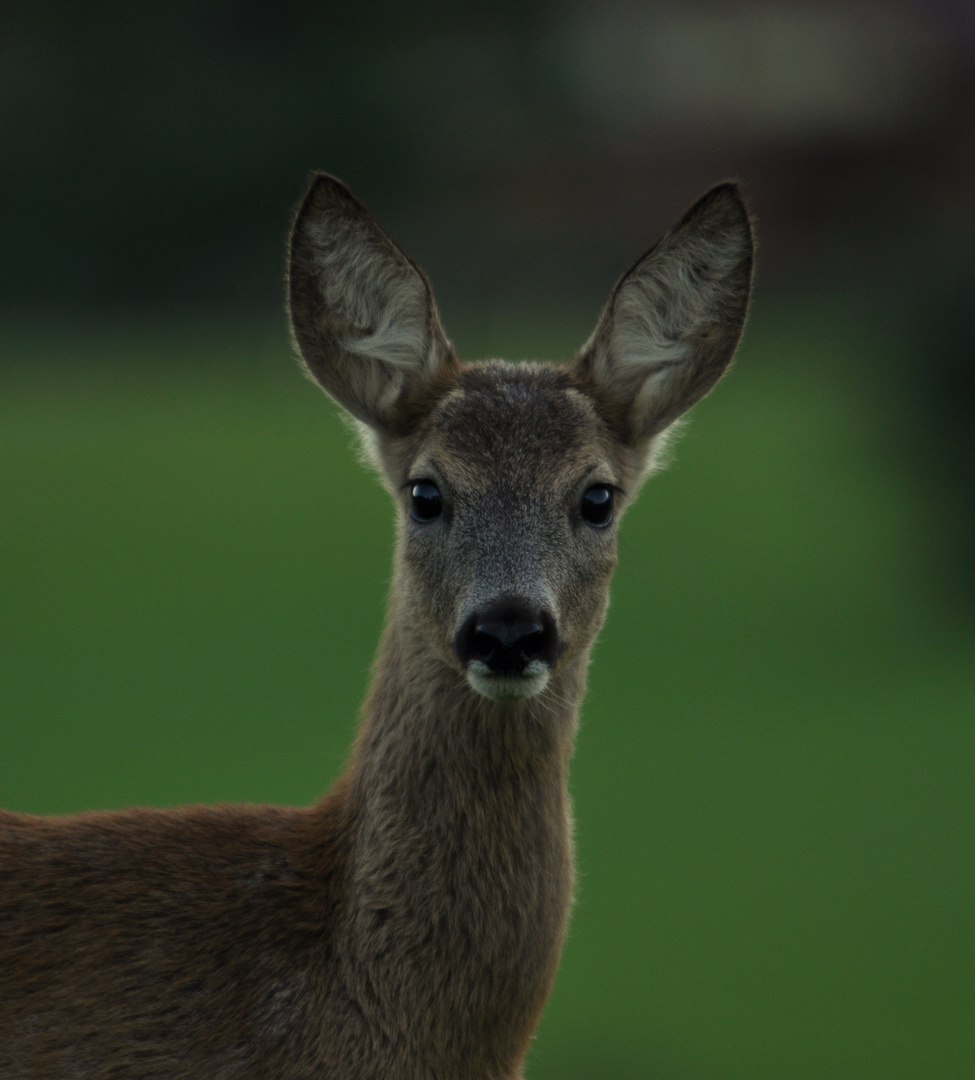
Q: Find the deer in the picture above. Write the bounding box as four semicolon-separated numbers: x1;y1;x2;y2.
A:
0;174;753;1079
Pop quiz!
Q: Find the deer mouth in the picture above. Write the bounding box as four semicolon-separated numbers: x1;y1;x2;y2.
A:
465;661;551;701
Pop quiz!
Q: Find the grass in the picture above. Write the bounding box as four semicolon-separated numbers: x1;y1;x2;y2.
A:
1;305;972;1078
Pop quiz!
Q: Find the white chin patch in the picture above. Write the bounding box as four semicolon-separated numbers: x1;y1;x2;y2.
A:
466;661;550;701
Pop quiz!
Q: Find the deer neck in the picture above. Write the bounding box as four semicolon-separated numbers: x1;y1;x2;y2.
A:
336;593;586;1067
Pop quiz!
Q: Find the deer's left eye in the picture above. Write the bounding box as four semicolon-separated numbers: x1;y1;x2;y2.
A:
580;485;614;528
410;482;443;523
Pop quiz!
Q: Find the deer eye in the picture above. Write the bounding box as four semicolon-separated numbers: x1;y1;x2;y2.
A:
410;481;443;523
581;485;614;528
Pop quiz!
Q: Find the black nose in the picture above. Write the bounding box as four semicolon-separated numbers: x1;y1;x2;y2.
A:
454;598;561;675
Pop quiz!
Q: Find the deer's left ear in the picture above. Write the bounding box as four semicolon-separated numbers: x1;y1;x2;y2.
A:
573;183;754;443
288;173;456;434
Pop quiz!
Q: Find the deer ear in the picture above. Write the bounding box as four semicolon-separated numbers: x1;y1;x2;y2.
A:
574;183;754;444
288;174;455;433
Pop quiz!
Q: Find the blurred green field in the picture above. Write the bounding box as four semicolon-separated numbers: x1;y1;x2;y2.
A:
1;307;972;1079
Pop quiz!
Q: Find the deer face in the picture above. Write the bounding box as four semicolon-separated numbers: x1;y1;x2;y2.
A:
390;365;622;701
288;174;752;704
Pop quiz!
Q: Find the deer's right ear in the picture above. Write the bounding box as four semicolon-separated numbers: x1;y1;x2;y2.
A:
288;174;455;433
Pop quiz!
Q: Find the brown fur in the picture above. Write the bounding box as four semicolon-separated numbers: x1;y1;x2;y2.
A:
0;174;753;1078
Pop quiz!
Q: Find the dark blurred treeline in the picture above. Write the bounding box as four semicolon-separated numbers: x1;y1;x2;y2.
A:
3;0;973;312
3;0;974;580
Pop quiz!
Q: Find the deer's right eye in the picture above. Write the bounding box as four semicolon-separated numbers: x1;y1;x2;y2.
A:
410;482;443;522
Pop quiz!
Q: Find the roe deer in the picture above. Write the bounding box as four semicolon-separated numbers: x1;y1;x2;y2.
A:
0;174;753;1078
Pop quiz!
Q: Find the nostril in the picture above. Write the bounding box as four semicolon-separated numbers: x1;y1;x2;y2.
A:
455;600;560;676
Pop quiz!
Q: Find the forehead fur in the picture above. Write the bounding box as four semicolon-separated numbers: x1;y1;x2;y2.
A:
367;359;653;498
420;362;604;482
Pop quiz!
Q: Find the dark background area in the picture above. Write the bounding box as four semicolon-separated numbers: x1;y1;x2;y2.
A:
3;0;973;308
2;3;973;1078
